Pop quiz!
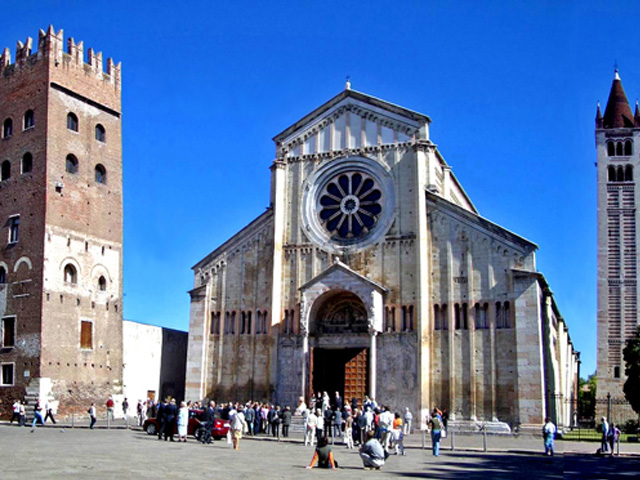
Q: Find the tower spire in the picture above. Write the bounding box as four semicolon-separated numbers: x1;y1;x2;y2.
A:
596;101;603;128
603;69;634;128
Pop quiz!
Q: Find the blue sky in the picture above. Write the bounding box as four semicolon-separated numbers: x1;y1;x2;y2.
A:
2;1;638;377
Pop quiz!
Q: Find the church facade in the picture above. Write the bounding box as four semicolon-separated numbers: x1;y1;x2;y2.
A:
186;87;579;429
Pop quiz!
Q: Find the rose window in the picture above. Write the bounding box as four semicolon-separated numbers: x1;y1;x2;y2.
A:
318;172;382;239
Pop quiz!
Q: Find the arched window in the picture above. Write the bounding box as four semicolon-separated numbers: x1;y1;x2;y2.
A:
503;301;511;328
496;302;503;328
617;166;624;182
23;110;34;130
64;264;77;284
608;142;615;156
461;303;468;329
608;166;616;182
1;160;10;181
454;303;461;329
21;153;32;174
475;303;489;329
3;118;13;138
247;311;252;335
240;311;246;334
616;142;623;156
98;276;107;291
0;266;6;284
224;312;231;334
95;164;107;184
625;165;633;182
231;311;236;334
66;154;79;174
625;140;633;156
95;124;106;142
67;113;78;132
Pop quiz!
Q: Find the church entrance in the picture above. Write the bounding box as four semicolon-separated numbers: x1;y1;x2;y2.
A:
311;347;368;405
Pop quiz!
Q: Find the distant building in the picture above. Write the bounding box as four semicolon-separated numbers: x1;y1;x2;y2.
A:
596;70;640;422
186;87;579;429
123;320;188;406
0;27;123;414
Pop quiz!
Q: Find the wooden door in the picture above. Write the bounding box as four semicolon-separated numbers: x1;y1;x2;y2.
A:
344;348;368;405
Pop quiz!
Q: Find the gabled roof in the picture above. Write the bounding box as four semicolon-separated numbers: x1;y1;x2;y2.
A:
298;259;388;293
426;190;538;251
602;70;634;129
273;89;431;144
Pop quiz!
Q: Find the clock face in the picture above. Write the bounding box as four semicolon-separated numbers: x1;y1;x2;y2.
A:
318;172;382;239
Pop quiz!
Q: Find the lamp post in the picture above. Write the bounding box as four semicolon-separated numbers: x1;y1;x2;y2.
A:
607;392;612;424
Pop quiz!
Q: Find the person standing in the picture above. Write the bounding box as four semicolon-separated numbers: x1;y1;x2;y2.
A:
332;392;343;412
344;412;354;449
378;406;394;453
332;408;343;441
230;408;247;450
359;431;385;470
600;416;610;453
89;403;97;429
244;403;255;435
608;423;621;455
19;401;26;427
542;417;556;456
156;399;167;441
164;398;178;441
316;408;325;444
122;397;129;420
403;407;413;435
428;409;443;456
281;406;292;438
106;396;115;422
393;412;405;455
305;409;318;446
44;400;57;424
177;401;189;442
10;399;21;424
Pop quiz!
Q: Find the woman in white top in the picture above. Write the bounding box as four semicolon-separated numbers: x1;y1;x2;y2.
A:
177;401;189;442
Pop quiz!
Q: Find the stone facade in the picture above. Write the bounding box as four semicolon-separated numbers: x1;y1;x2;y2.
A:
595;71;640;423
186;87;579;429
0;27;123;415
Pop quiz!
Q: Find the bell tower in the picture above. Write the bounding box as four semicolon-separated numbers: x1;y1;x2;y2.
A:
0;27;123;414
595;69;639;422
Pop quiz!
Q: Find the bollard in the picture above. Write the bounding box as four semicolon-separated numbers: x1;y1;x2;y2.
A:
616;435;620;456
450;430;455;451
72;414;75;429
107;413;111;429
483;428;487;452
422;429;426;449
126;415;129;429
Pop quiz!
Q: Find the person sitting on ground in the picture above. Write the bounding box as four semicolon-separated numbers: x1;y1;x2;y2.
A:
359;430;385;470
306;436;337;469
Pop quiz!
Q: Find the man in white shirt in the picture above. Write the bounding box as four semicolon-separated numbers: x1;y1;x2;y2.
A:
378;407;395;452
542;417;556;456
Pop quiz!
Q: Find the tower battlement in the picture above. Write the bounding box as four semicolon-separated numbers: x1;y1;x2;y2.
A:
0;25;121;90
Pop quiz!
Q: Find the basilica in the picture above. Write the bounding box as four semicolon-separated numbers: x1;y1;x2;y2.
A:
185;86;579;430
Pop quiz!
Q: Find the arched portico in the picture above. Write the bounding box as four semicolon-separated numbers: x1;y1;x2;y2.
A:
298;260;386;404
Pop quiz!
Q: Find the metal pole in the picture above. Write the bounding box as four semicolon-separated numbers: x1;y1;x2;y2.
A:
607;392;611;425
422;429;426;449
72;414;75;428
483;427;487;452
107;412;111;429
450;429;455;451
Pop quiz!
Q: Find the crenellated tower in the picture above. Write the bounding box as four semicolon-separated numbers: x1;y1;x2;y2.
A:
0;27;123;415
595;70;639;423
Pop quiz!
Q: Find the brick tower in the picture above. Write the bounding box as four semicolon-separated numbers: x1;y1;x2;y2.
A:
0;27;123;415
595;70;639;423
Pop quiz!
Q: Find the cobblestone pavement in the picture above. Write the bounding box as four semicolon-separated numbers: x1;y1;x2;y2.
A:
1;425;640;479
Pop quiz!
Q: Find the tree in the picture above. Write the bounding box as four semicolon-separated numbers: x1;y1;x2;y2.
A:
579;373;597;419
623;327;640;414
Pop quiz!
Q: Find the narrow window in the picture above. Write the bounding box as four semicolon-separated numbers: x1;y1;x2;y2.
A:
625;140;633;156
95;164;107;184
608;165;616;182
408;305;414;331
616;142;623;156
67;113;78;132
0;266;6;284
434;304;441;330
98;276;107;291
21;153;32;174
247;311;252;334
240;312;246;334
255;311;261;335
614;366;620;378
231;311;236;334
2;317;15;347
1;363;14;386
608;142;615;156
210;312;216;335
503;301;511;328
482;303;489;328
496;302;503;328
215;312;221;334
95;124;106;142
66;154;79;174
625;165;633;182
401;306;408;331
80;320;93;349
8;216;19;244
224;312;230;334
262;310;268;334
1;160;10;181
390;307;396;332
23;110;34;130
64;264;77;284
617;166;624;182
3;118;12;138
284;310;290;334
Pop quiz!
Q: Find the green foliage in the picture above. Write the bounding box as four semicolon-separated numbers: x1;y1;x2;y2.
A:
623;327;640;415
622;419;639;435
579;372;597;419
